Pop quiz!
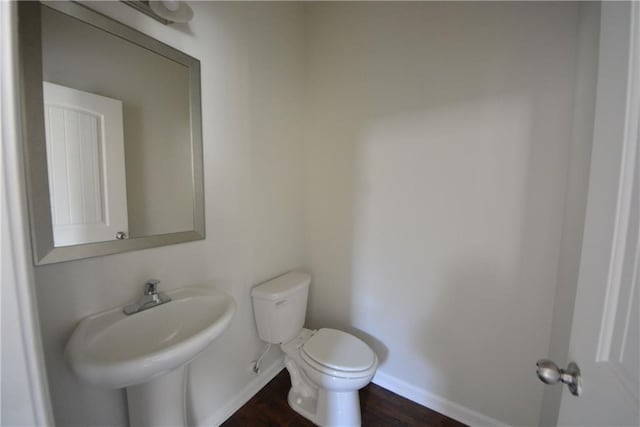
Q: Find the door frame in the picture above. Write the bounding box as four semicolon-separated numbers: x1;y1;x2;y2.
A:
1;1;54;424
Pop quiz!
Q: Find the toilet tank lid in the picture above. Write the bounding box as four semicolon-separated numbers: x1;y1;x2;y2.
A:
251;271;311;301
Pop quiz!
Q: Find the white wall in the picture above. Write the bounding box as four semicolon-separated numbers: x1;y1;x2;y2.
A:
301;3;597;426
33;2;305;426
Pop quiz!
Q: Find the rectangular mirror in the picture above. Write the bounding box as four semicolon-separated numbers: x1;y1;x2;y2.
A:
18;1;204;264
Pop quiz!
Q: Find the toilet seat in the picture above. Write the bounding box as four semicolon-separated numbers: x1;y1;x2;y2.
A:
301;328;376;379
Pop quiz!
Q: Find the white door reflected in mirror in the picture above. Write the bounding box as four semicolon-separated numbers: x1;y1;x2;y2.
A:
43;81;128;246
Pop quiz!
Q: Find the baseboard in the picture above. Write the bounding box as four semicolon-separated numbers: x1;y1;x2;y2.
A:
203;357;285;426
372;370;511;427
201;360;509;427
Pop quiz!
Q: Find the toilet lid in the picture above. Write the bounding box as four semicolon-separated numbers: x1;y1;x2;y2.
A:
301;328;375;372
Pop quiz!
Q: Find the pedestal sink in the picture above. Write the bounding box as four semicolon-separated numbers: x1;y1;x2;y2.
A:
65;286;236;426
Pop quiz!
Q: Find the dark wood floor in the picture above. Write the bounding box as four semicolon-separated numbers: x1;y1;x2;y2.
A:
221;369;467;427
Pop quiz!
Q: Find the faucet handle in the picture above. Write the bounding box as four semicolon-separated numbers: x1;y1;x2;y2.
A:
144;279;160;295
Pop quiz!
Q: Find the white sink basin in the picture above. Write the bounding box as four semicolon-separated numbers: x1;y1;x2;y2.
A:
65;286;236;389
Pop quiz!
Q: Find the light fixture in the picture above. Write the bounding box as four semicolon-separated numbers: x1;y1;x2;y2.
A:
149;1;193;24
122;1;193;25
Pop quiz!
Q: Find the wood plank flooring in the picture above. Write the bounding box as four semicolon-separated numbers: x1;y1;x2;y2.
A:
221;369;467;427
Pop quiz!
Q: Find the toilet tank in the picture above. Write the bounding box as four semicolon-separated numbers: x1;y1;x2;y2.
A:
251;271;310;344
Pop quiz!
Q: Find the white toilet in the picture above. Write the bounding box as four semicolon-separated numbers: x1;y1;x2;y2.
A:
251;271;378;427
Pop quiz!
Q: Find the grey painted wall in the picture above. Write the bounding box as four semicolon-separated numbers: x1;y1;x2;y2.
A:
301;3;598;425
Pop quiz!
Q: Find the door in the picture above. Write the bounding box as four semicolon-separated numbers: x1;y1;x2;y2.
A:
547;2;639;425
43;81;128;246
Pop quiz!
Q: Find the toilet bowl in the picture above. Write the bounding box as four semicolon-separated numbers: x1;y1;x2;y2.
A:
281;328;378;426
251;272;379;427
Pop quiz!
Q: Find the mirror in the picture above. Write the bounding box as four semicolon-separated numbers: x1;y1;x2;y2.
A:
19;2;204;264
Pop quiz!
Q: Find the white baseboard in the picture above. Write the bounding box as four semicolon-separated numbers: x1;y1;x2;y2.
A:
372;370;511;427
203;357;285;426
201;360;509;427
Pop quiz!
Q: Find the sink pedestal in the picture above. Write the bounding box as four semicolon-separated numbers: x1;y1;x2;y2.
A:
126;365;187;427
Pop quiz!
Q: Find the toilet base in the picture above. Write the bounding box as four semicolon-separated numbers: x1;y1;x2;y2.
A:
317;388;361;427
287;387;318;422
287;383;362;427
285;358;362;427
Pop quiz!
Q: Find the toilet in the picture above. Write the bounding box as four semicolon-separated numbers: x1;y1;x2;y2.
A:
251;271;378;427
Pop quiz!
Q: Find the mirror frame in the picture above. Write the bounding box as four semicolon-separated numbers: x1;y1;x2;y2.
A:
18;1;205;265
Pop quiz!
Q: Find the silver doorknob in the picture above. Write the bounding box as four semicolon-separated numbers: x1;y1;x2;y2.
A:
536;359;582;396
115;231;127;240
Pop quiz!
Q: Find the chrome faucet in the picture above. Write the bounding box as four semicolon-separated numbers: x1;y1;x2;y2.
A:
123;279;172;315
144;279;160;302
